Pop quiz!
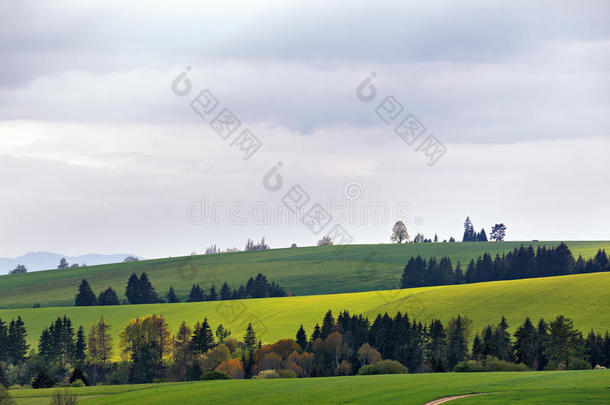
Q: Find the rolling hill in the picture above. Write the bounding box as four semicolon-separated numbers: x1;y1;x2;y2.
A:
1;241;608;309
1;272;609;353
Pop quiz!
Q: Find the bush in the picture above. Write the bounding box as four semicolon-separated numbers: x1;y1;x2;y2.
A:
454;357;530;372
70;380;85;388
253;370;280;379
31;371;54;389
566;357;591;370
277;369;296;378
50;389;77;405
357;360;408;375
0;385;16;405
69;368;89;387
200;371;231;381
152;378;168;384
7;386;22;391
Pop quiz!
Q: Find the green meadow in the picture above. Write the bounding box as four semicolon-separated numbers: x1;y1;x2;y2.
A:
1;241;609;308
8;370;610;404
1;272;609;353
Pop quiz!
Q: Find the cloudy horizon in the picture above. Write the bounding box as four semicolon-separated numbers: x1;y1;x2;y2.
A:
1;0;609;261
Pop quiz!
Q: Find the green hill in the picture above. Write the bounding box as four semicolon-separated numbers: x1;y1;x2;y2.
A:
1;272;609;353
8;370;610;405
1;241;608;309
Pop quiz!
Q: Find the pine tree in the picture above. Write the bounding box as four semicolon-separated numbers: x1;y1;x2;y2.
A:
74;326;87;366
244;323;257;354
426;319;447;371
544;315;584;369
207;285;218;301
220;282;232;300
166;286;180;303
192;319;214;354
462;217;475;242
0;362;8;388
125;273;140;304
98;287;119;306
477;228;488;242
215;324;230;343
173;322;193;382
454;263;465;284
447;315;469;370
0;319;8;363
75;279;97;306
187;284;205;302
296;325;308;351
7;317;29;364
139;272;159;303
321;310;335;339
493;317;512;361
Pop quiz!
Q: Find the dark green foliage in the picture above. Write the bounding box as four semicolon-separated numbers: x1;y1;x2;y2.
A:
447;315;469;370
513;317;538;369
426;319;447;372
207;285;218;301
544;315;585;370
296;325;308;351
7;317;28;364
69;367;90;386
454;357;529;372
187;284;205;302
73;326;87;366
357;360;407;375
490;223;506;241
219;282;232;300
493;317;512;362
31;370;54;389
244;323;257;354
462;217;476;242
125;273;159;304
0;363;8;388
200;370;231;380
191;319;214;355
0;319;7;363
320;310;335;339
74;279;97;306
128;342;160;383
38;316;75;367
245;273;286;298
97;287;119;306
166;286;180;303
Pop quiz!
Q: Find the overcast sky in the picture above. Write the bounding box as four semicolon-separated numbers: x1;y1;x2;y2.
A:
1;0;609;260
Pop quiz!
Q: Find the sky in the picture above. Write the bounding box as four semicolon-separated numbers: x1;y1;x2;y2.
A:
1;0;609;260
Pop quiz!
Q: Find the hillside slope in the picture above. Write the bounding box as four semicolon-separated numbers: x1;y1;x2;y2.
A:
0;241;608;308
1;272;609;351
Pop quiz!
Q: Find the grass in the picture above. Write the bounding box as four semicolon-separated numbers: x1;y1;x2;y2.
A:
1;272;609;354
1;241;609;309
8;370;610;404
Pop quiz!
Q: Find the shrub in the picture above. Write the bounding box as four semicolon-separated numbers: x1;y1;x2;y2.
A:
215;359;244;379
277;369;296;378
454;357;530;372
200;371;231;381
69;368;89;387
31;371;54;389
152;378;168;383
0;385;16;405
253;370;280;379
7;386;22;391
50;389;77;405
70;380;85;388
357;360;408;375
566;357;591;370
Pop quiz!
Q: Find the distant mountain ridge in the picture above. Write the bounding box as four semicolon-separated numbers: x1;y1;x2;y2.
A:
0;251;143;274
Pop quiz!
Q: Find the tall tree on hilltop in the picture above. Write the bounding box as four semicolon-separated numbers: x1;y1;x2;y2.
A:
462;217;476;242
490;223;506;241
391;221;410;243
139;272;159;303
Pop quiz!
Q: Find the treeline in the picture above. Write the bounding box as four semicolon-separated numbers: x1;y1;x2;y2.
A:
401;243;609;288
74;272;287;306
2;310;609;390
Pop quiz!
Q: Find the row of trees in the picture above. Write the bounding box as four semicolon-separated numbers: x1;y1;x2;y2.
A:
390;217;507;245
401;244;609;288
2;310;609;390
74;272;287;306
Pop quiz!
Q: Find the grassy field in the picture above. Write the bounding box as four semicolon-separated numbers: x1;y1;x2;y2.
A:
1;241;609;309
8;370;610;404
1;272;609;353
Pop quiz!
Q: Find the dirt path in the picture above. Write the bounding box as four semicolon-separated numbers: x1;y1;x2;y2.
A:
423;393;482;405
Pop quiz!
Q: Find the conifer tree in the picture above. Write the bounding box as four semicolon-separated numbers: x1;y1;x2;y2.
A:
7;317;29;364
220;282;232;300
321;310;335;339
166;286;180;303
244;323;257;354
296;325;308;351
75;279;97;306
125;273;140;304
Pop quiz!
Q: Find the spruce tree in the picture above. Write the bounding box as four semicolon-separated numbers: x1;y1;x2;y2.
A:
139;272;159;303
244;323;257;354
493;317;512;362
0;319;7;363
321;310;335;339
125;273;140;304
75;279;97;306
513;318;537;368
207;285;218;301
7;317;29;364
74;326;87;366
220;282;232;300
447;315;469;370
187;284;205;302
166;286;180;303
192;318;214;354
98;287;119;306
296;325;308;351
